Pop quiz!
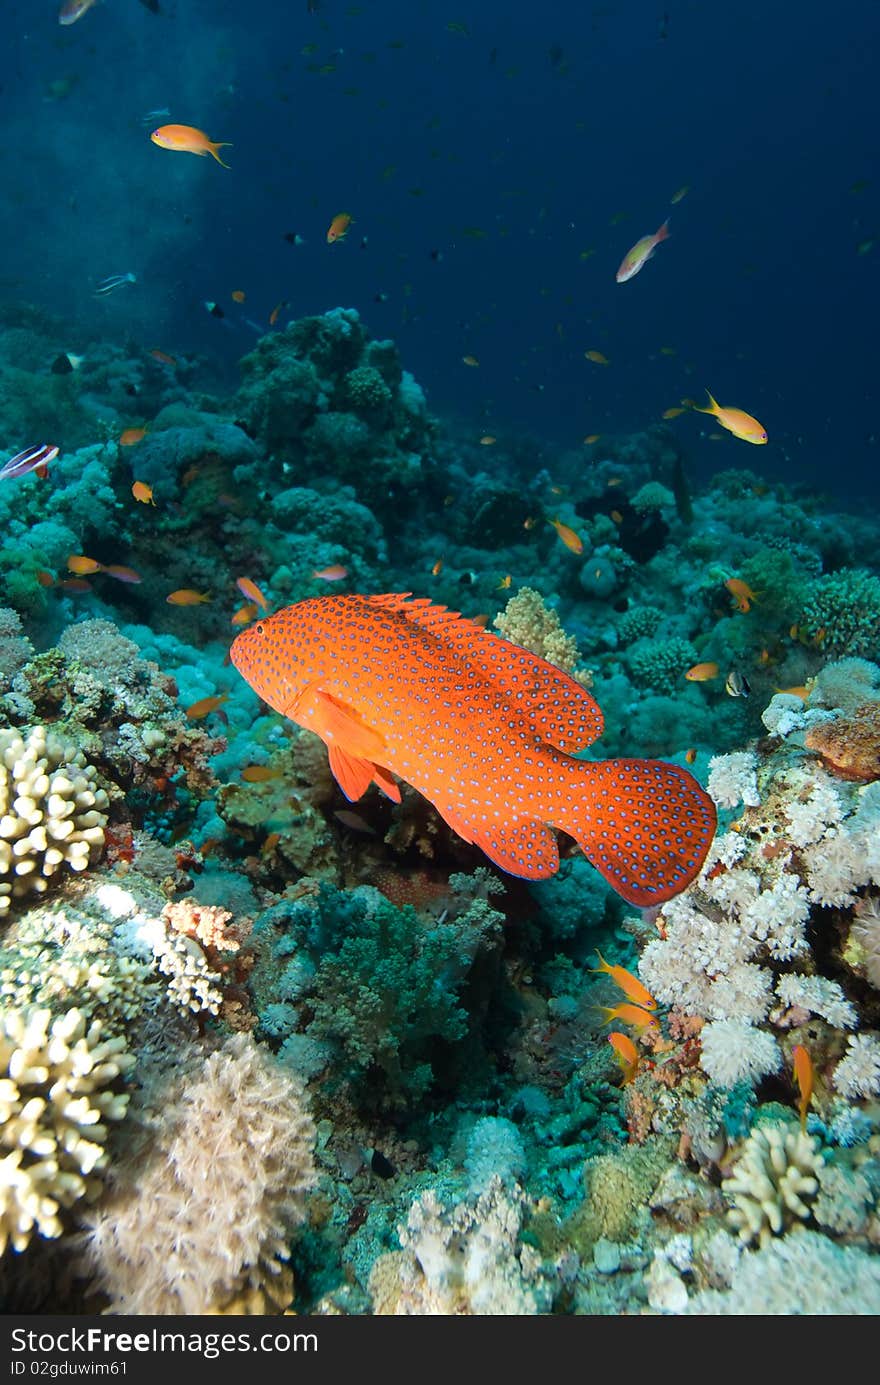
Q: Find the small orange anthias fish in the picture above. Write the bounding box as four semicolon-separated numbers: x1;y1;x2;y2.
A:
592;949;657;1009
231;602;259;627
596;1002;658;1032
119;427;147;446
103;565;142;584
150;125;232;168
131;481;156;505
241;764;278;782
326;212;353;243
167;589;211;605
67;554;103;575
689;390;767;445
608;1032;640;1085
725;576;761;613
792;1043;813;1130
230;594;716;903
616;219;670;283
236;576;269;611
312;564;349;582
185;693;229;720
549;517;584;555
685;661;720;682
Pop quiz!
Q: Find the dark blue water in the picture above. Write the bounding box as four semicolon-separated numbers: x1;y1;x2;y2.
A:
3;0;878;496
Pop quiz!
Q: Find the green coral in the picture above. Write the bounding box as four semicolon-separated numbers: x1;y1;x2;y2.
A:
799;568;880;658
250;884;505;1108
617;605;664;645
628;636;699;693
341;365;394;423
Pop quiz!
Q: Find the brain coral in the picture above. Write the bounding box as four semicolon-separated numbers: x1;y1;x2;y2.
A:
0;727;108;916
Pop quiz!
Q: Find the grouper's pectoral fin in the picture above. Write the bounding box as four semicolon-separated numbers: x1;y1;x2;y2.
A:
292;683;400;803
327;744;401;804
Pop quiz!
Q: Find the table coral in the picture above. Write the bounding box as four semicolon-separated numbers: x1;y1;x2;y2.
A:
0;726;108;916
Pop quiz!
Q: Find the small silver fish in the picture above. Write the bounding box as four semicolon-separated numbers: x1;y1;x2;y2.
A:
725;669;751;698
95;272;137;296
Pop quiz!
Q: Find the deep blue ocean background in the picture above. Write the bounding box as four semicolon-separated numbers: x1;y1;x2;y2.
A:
2;0;877;499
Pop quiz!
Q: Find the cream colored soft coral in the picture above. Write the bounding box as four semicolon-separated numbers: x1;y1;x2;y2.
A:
722;1125;825;1246
0;727;108;916
0;1005;133;1254
493;587;592;687
78;1032;316;1314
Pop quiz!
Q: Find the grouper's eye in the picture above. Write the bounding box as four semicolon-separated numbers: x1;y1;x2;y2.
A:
256;622;265;635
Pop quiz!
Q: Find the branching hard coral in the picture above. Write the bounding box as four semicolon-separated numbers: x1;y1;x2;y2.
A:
617;604;664;644
628;636;699;694
1;1006;134;1254
78;1033;315;1314
722;1124;825;1245
0;726;108;916
493;587;592;686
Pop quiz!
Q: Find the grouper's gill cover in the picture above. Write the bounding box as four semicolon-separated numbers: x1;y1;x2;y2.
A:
230;593;716;906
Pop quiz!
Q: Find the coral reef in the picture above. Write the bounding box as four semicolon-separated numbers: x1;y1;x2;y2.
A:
2;303;880;1316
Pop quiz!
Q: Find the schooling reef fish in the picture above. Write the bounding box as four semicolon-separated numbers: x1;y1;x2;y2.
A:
230;594;716;905
616;220;670;283
150;125;232;167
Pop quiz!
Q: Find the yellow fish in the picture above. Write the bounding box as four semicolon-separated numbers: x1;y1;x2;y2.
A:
689;390;767;445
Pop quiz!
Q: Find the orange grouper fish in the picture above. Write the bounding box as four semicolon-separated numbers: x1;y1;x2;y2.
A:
230;593;716;905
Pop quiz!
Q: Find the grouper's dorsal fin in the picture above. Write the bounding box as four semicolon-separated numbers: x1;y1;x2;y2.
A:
365;593;603;754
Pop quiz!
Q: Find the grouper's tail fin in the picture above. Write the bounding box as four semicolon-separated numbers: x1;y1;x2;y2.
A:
571;759;716;906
